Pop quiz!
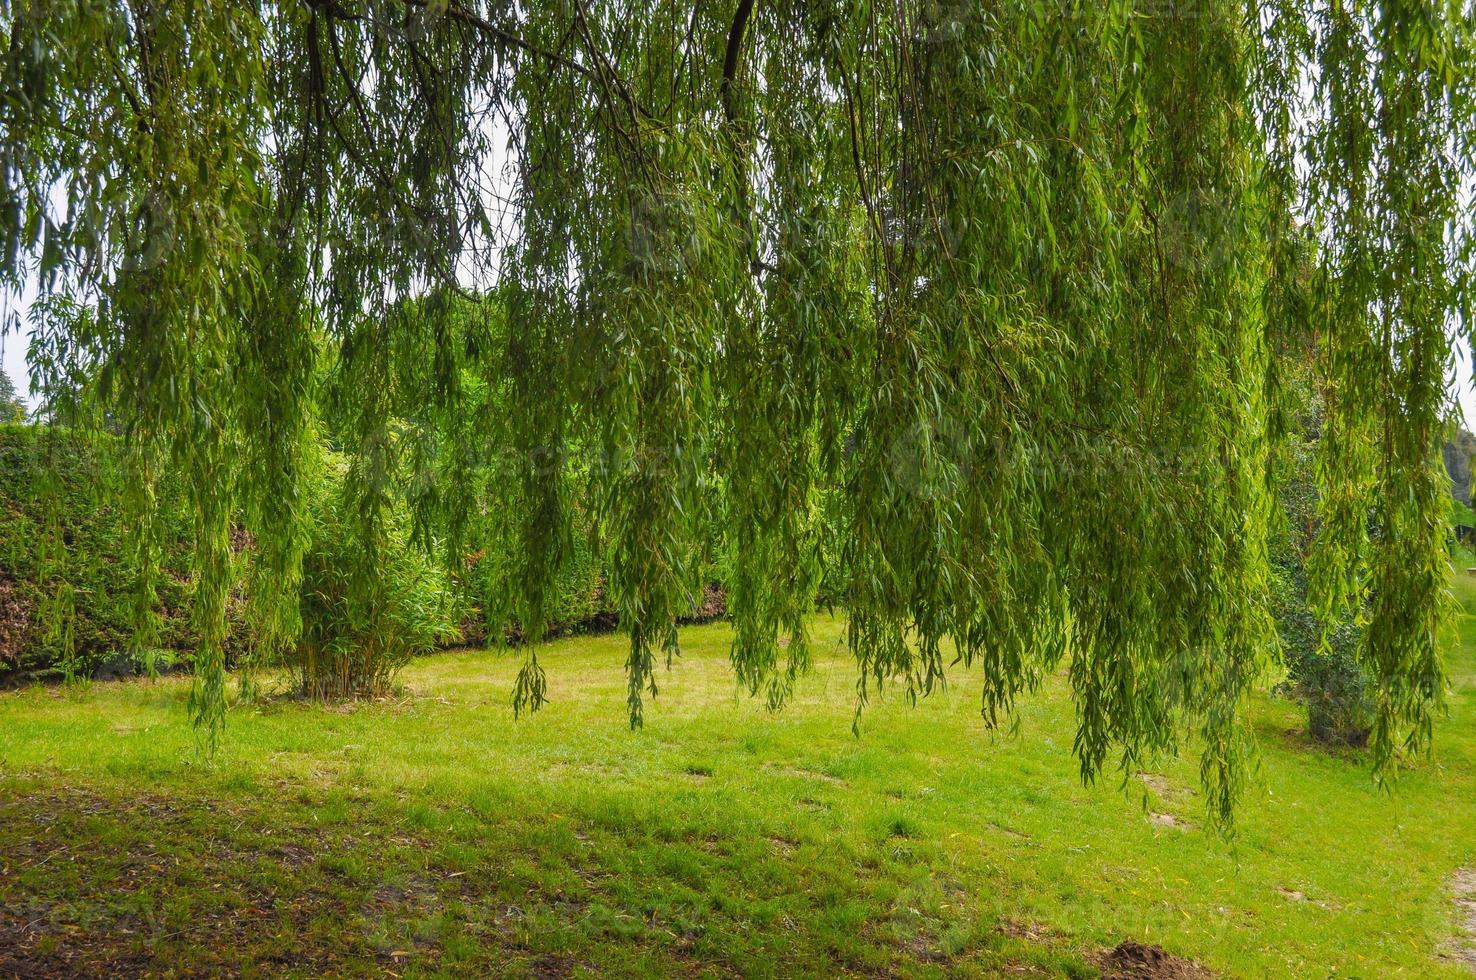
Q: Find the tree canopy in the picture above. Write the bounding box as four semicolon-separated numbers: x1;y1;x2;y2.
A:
2;0;1473;824
0;366;23;422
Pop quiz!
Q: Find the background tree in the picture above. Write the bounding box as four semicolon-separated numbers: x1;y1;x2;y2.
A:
0;368;24;423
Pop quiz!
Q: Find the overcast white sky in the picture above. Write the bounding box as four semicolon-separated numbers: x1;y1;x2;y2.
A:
0;327;20;397
0;278;34;406
1456;339;1476;431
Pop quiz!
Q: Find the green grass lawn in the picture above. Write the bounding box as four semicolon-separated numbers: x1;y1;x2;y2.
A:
3;583;1475;978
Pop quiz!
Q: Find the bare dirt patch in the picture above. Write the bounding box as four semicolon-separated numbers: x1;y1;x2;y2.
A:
1099;940;1214;979
997;918;1058;944
530;952;579;978
988;822;1037;844
1136;772;1173;795
767;835;797;855
1149;812;1193;831
1448;867;1476;969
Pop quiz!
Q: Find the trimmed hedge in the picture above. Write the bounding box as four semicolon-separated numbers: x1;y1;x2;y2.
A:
0;424;235;681
1;424;726;685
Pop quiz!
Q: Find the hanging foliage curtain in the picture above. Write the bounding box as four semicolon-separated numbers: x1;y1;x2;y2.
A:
2;0;1471;823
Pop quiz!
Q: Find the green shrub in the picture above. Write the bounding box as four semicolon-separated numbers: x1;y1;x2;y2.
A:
1269;566;1371;745
288;456;463;699
1269;397;1373;746
0;371;23;424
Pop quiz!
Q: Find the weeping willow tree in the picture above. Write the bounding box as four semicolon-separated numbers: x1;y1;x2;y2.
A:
1;0;1471;822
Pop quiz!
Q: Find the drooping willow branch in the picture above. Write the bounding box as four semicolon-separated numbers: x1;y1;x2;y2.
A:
1;0;1471;831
